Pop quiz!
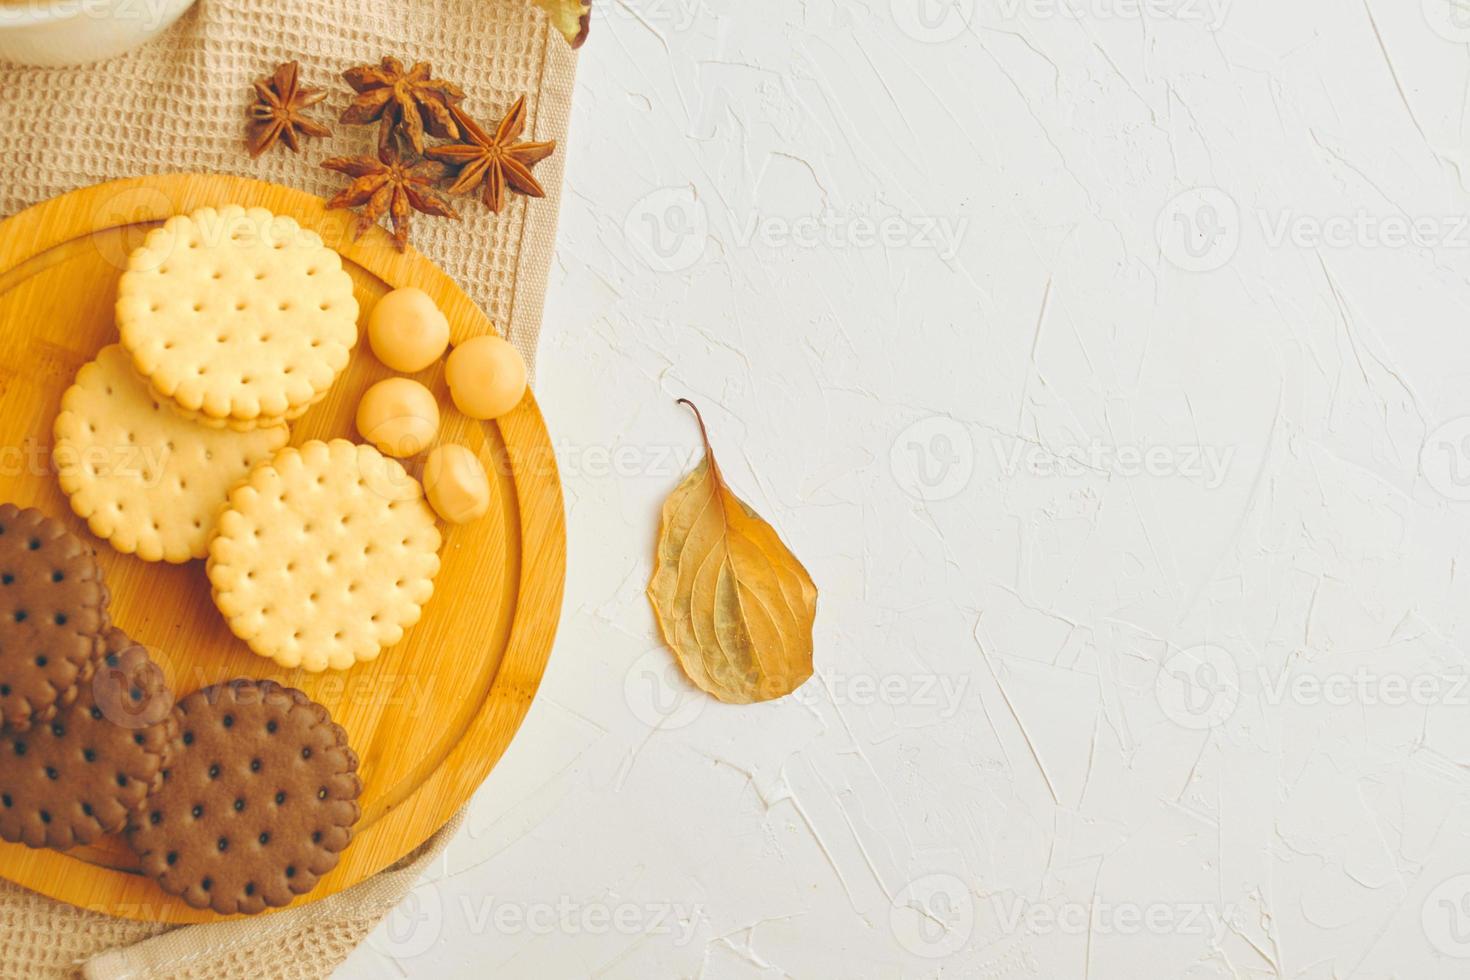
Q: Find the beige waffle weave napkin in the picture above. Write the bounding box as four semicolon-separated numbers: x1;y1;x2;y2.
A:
0;0;576;975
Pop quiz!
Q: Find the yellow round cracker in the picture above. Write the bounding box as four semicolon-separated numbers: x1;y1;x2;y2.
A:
53;345;290;564
207;439;442;673
116;204;359;430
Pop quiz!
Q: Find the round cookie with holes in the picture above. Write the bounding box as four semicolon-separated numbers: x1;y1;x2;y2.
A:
116;204;359;431
127;679;362;915
207;440;442;672
0;505;110;732
0;628;175;849
54;345;290;564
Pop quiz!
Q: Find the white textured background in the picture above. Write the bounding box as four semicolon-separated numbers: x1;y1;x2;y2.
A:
348;0;1470;976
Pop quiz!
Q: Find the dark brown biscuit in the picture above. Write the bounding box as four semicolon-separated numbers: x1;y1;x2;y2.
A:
0;504;110;732
127;679;362;915
0;628;175;848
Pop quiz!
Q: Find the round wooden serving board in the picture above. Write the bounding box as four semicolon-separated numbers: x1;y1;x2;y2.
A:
0;174;566;922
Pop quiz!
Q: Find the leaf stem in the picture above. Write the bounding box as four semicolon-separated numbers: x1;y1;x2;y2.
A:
677;398;724;489
677;398;712;454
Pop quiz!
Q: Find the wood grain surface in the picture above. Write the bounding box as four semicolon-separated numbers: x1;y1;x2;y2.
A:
0;174;566;923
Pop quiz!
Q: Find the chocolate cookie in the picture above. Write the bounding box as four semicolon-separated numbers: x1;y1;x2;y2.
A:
128;679;362;915
0;628;175;848
0;504;110;732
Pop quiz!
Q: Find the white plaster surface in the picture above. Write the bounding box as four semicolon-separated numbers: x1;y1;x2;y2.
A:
346;1;1470;976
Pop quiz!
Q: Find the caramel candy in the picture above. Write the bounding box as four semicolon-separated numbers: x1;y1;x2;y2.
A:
368;287;451;373
423;444;490;524
356;378;440;458
445;335;527;421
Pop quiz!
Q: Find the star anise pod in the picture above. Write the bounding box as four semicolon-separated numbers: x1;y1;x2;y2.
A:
340;56;465;155
322;144;460;251
246;61;332;158
425;98;557;215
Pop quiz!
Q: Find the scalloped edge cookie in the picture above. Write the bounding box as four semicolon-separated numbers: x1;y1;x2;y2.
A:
207;440;442;672
0;628;176;849
116;204;359;429
0;505;110;732
127;679;361;915
54;345;290;563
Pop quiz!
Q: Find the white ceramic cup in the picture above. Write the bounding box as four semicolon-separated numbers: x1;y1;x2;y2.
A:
0;0;198;67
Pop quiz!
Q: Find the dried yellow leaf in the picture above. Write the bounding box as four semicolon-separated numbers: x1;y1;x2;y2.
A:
530;0;591;48
647;401;818;704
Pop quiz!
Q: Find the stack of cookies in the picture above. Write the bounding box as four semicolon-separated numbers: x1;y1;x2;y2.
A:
115;204;360;433
56;204;359;564
53;204;445;673
0;504;174;852
0;504;364;914
0;504;114;736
